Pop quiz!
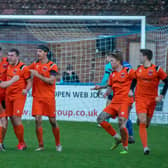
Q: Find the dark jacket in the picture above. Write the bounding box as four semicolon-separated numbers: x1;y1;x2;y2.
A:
62;71;80;83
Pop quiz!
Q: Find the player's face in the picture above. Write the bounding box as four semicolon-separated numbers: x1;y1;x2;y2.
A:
110;57;120;69
7;51;18;65
37;49;47;60
140;52;146;64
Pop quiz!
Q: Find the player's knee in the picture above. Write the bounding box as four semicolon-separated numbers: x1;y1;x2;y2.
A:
50;121;56;127
49;118;56;127
118;117;126;128
97;113;104;124
139;118;146;124
35;117;42;127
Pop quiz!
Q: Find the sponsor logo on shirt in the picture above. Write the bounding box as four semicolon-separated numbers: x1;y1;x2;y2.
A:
3;64;8;69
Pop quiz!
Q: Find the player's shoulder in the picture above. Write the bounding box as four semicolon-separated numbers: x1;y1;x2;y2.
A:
17;61;27;70
123;66;132;74
136;64;143;71
47;61;57;68
2;57;8;62
152;64;161;72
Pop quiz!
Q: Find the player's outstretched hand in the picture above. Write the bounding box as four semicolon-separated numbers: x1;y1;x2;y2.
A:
128;90;134;97
103;92;108;98
91;85;101;90
155;95;163;102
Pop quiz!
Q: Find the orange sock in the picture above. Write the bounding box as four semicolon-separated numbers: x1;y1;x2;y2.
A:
14;125;25;144
52;127;60;146
100;121;117;136
36;127;43;147
0;126;2;144
120;127;128;147
139;123;147;148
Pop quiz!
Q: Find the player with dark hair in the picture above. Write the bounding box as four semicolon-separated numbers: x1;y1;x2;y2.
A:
29;45;62;152
5;48;31;150
93;51;135;154
129;49;168;155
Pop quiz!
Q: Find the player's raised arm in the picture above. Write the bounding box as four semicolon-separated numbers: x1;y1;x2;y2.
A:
103;85;113;98
0;75;19;88
91;84;108;90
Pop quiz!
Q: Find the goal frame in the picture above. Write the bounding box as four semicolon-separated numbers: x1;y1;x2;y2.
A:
0;15;146;48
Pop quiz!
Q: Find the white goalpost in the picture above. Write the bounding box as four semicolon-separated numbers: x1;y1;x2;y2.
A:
0;15;168;124
0;15;146;49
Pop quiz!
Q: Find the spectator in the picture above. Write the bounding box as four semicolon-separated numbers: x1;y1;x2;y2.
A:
61;64;80;83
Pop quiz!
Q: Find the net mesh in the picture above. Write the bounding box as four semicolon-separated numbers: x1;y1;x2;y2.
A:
0;18;168;123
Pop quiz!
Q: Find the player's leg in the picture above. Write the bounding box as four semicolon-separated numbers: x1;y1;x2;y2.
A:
11;98;27;150
97;104;121;149
97;96;112;127
118;104;129;154
11;115;26;150
126;105;135;144
136;99;150;154
35;115;44;151
1;100;8;149
48;117;62;152
138;113;149;154
0;102;7;151
97;111;117;136
32;97;44;151
105;97;112;123
0;117;7;151
127;119;135;144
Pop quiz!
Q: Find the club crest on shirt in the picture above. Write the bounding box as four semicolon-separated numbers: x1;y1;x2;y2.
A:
13;69;17;74
3;64;8;69
148;69;153;76
120;72;125;78
42;66;48;71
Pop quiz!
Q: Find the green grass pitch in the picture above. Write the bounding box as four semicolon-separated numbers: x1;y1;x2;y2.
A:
0;121;167;168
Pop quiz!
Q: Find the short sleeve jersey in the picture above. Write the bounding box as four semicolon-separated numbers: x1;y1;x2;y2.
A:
134;64;167;98
29;60;58;98
108;67;135;103
0;57;8;99
6;61;30;98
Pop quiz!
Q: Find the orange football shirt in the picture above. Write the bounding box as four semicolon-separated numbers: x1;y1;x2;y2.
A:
29;60;58;98
108;67;135;103
6;61;30;99
134;64;167;98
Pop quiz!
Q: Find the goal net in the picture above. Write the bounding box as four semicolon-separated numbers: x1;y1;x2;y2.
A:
0;15;167;124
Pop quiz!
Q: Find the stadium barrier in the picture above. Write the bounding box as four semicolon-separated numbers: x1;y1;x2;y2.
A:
22;84;168;124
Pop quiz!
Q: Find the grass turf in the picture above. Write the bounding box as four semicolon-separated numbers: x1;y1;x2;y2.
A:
0;121;167;168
